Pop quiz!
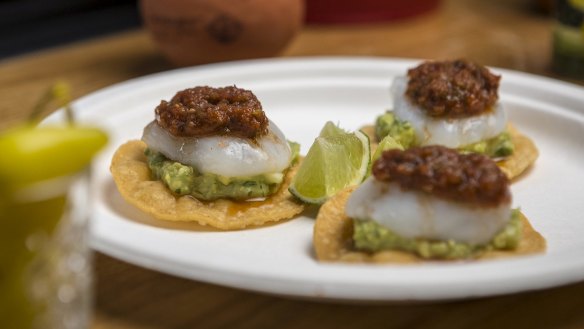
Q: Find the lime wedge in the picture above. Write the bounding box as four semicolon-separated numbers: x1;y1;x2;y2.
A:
372;135;404;163
0;125;108;189
289;122;370;204
318;121;346;138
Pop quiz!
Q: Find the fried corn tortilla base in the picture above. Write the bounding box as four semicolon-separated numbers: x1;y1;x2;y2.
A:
497;125;538;179
314;187;546;263
360;124;538;180
110;140;304;230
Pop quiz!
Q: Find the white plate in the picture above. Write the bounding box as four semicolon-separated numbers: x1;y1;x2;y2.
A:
45;57;584;301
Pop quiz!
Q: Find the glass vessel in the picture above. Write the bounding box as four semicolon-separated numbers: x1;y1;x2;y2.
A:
0;169;92;329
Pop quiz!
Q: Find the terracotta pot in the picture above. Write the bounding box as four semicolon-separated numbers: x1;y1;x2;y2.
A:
140;0;304;66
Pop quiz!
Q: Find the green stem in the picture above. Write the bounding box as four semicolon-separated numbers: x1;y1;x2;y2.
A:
28;81;74;125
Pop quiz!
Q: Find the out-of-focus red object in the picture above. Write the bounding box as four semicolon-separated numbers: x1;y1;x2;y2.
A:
305;0;442;24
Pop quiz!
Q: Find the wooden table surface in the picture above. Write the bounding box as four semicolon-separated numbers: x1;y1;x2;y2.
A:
2;0;584;328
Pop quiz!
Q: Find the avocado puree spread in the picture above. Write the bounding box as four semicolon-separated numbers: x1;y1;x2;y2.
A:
145;142;299;201
352;209;521;259
375;113;416;148
458;131;514;157
375;112;514;158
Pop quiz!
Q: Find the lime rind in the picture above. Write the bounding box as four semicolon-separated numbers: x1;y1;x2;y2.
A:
354;129;371;182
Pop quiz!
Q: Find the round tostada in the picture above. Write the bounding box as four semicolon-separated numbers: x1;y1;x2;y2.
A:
110;86;304;230
363;59;538;180
314;145;546;263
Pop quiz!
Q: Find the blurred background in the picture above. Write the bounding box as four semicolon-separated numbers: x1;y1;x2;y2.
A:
0;0;140;58
2;0;582;130
0;0;554;60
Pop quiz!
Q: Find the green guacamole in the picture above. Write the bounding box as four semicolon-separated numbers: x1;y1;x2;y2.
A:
375;112;416;148
353;209;522;259
374;112;514;158
145;141;299;201
458;131;514;157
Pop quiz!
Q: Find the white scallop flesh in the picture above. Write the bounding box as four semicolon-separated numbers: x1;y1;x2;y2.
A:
345;177;512;245
141;120;292;177
391;76;507;148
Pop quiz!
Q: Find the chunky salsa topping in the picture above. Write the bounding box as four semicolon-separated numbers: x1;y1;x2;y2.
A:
155;86;269;139
406;59;500;118
372;145;510;207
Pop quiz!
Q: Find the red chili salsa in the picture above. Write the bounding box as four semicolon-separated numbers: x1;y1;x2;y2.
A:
372;145;510;207
405;59;501;118
155;86;269;139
